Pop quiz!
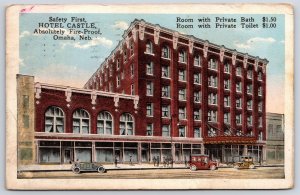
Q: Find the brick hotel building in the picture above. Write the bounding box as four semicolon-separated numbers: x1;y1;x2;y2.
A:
17;19;268;165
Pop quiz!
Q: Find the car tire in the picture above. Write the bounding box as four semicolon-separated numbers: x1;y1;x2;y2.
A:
73;167;80;174
190;165;197;171
210;165;216;170
249;164;255;169
97;166;106;173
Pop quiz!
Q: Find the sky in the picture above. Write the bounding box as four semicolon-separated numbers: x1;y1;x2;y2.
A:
19;13;285;114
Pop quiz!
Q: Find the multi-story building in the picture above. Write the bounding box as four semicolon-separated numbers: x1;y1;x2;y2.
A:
266;113;284;164
84;19;268;163
17;19;268;165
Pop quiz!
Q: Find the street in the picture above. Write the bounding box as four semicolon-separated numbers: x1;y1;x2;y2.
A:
18;167;284;179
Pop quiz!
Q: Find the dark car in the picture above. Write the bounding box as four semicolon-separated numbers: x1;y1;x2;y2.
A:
189;154;218;171
71;162;106;174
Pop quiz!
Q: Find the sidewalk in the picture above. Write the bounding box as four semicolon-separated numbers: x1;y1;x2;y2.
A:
18;163;284;172
18;163;188;172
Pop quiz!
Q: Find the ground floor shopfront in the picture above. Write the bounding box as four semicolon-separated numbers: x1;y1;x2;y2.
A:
36;139;266;164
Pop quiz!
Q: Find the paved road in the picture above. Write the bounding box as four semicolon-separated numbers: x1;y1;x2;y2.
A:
18;167;284;179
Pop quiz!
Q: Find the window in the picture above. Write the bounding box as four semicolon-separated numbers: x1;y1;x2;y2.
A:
179;107;186;120
120;113;134;135
121;71;124;79
146;103;153;117
179;126;186;137
109;65;113;77
224;62;230;73
178;50;187;63
131;84;134;95
247;100;253;110
45;106;64;133
73;109;90;134
162;125;170;137
146;124;153;136
208;110;217;122
146;82;153;96
162;85;170;98
224;79;230;90
97;111;113;135
236;66;242;76
247;84;253;94
224;96;230;107
236;114;242;124
247;115;253;126
99;77;102;86
194;73;201;84
208;127;217;137
117;75;120;87
178;88;186;101
259;117;263;127
194;55;201;66
258;131;263;140
162;105;170;118
268;124;274;134
208;93;217;105
130;41;134;56
146;62;153;75
208;58;218;70
224;112;230;124
105;72;108;81
258;71;263;81
124;50;127;63
236;98;242;108
161;46;170;59
208;75;218;88
194;127;201;138
130;64;134;77
194;91;201;103
247;69;253;79
117;59;120;70
145;40;153;54
109;82;113;92
162;65;170;78
194;109;201;121
236;82;242;92
178;69;186;81
258;86;263;96
236;130;242;136
258;101;263;112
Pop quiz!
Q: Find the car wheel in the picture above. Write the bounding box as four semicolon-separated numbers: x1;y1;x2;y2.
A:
73;167;80;174
249;164;255;169
210;165;216;170
190;165;197;171
97;166;106;173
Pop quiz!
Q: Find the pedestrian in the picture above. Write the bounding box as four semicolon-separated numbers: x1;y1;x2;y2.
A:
129;155;133;166
114;155;118;168
153;156;156;167
184;156;187;167
156;156;160;167
163;157;166;167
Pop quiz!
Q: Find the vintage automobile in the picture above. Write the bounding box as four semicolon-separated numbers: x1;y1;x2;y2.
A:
189;154;218;171
71;162;106;174
233;156;255;169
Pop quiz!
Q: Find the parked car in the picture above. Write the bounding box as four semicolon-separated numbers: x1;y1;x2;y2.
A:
233;156;255;169
189;154;218;171
71;162;106;174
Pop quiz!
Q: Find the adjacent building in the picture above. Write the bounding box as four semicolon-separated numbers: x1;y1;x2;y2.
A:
266;113;284;164
18;19;269;165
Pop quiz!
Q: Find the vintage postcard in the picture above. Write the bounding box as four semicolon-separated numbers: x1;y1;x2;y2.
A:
6;4;294;190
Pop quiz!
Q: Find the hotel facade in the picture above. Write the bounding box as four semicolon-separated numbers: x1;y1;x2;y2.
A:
18;19;268;165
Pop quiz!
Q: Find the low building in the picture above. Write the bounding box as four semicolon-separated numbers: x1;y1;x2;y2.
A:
266;113;284;164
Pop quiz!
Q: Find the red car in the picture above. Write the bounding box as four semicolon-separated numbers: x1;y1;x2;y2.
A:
189;154;218;171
